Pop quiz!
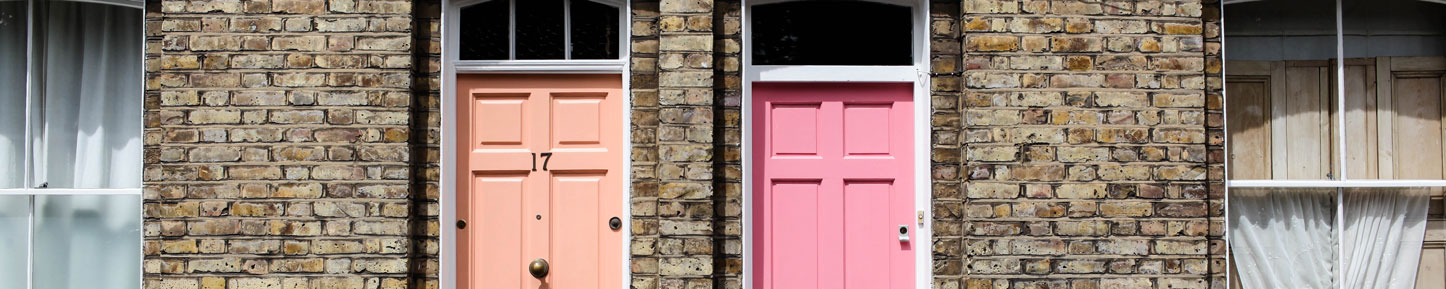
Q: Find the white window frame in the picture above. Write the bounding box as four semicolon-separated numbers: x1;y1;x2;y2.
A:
0;0;145;289
439;1;631;289
741;0;932;288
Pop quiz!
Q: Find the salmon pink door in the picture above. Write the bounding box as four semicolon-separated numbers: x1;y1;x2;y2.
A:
752;82;915;289
456;74;624;289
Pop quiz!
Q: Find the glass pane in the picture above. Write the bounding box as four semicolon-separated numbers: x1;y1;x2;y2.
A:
1224;0;1340;180
0;196;27;289
515;0;564;59
569;0;619;59
34;1;142;188
1341;0;1446;180
0;0;26;188
751;1;912;65
34;194;141;289
459;0;510;60
1228;188;1338;288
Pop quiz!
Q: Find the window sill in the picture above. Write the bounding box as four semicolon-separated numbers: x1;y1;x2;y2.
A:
1228;179;1446;188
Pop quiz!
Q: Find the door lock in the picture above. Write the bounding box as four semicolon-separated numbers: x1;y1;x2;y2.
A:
609;217;622;230
456;219;467;229
898;225;910;242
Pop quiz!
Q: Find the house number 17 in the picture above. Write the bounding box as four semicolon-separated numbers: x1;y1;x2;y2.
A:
531;152;553;171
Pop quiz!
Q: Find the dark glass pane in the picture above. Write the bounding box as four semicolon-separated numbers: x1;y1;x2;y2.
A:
1342;0;1446;58
752;1;912;65
570;0;620;59
516;0;565;59
459;0;509;60
1224;0;1338;61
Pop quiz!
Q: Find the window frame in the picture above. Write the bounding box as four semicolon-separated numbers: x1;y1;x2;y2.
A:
448;0;628;73
0;0;146;289
1223;0;1446;188
1223;1;1446;289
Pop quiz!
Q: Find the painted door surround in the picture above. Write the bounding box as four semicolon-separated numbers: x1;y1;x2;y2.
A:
751;82;916;289
454;74;624;289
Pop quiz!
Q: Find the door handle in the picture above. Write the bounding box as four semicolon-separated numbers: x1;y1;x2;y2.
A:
898;225;910;242
529;258;549;278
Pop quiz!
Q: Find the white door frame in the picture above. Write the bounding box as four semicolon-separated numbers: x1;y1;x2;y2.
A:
740;0;933;288
439;1;632;288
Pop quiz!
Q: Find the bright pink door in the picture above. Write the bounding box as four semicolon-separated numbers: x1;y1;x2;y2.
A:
752;82;915;289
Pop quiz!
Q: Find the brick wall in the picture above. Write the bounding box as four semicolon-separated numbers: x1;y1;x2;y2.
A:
627;1;727;288
1203;0;1227;287
142;0;417;287
950;0;1215;288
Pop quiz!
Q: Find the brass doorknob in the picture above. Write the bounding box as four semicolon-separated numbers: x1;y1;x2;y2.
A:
528;258;549;278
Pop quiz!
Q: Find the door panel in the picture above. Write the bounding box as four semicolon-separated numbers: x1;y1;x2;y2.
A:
457;74;623;289
1283;63;1333;179
1381;57;1446;179
753;82;914;289
470;175;526;289
1226;75;1272;179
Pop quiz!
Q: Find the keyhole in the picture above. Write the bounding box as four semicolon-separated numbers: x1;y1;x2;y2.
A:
536;215;542;220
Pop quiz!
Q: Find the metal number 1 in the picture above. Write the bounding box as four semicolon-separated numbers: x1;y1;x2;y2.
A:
531;153;537;171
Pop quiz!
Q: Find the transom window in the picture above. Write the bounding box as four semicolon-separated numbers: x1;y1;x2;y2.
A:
750;0;912;65
458;0;623;60
0;0;143;288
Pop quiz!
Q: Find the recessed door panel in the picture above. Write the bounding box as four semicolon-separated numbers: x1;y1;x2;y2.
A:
475;96;528;145
457;74;623;289
770;104;820;156
753;82;914;289
470;175;525;289
552;93;605;145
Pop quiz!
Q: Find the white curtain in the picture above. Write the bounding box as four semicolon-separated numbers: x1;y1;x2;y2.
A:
36;0;142;189
0;0;26;189
1342;188;1432;289
26;2;143;289
1230;188;1339;289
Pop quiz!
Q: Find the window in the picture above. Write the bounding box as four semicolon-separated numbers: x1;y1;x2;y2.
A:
1224;0;1446;288
0;0;143;288
458;0;622;60
750;0;912;65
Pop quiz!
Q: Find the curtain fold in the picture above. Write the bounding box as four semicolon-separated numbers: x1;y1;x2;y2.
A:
36;0;142;189
1229;188;1338;289
0;0;27;188
1342;188;1432;289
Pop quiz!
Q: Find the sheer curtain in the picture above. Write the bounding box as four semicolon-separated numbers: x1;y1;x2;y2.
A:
0;0;25;188
35;0;142;189
28;2;143;289
1229;189;1338;289
1341;188;1431;289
